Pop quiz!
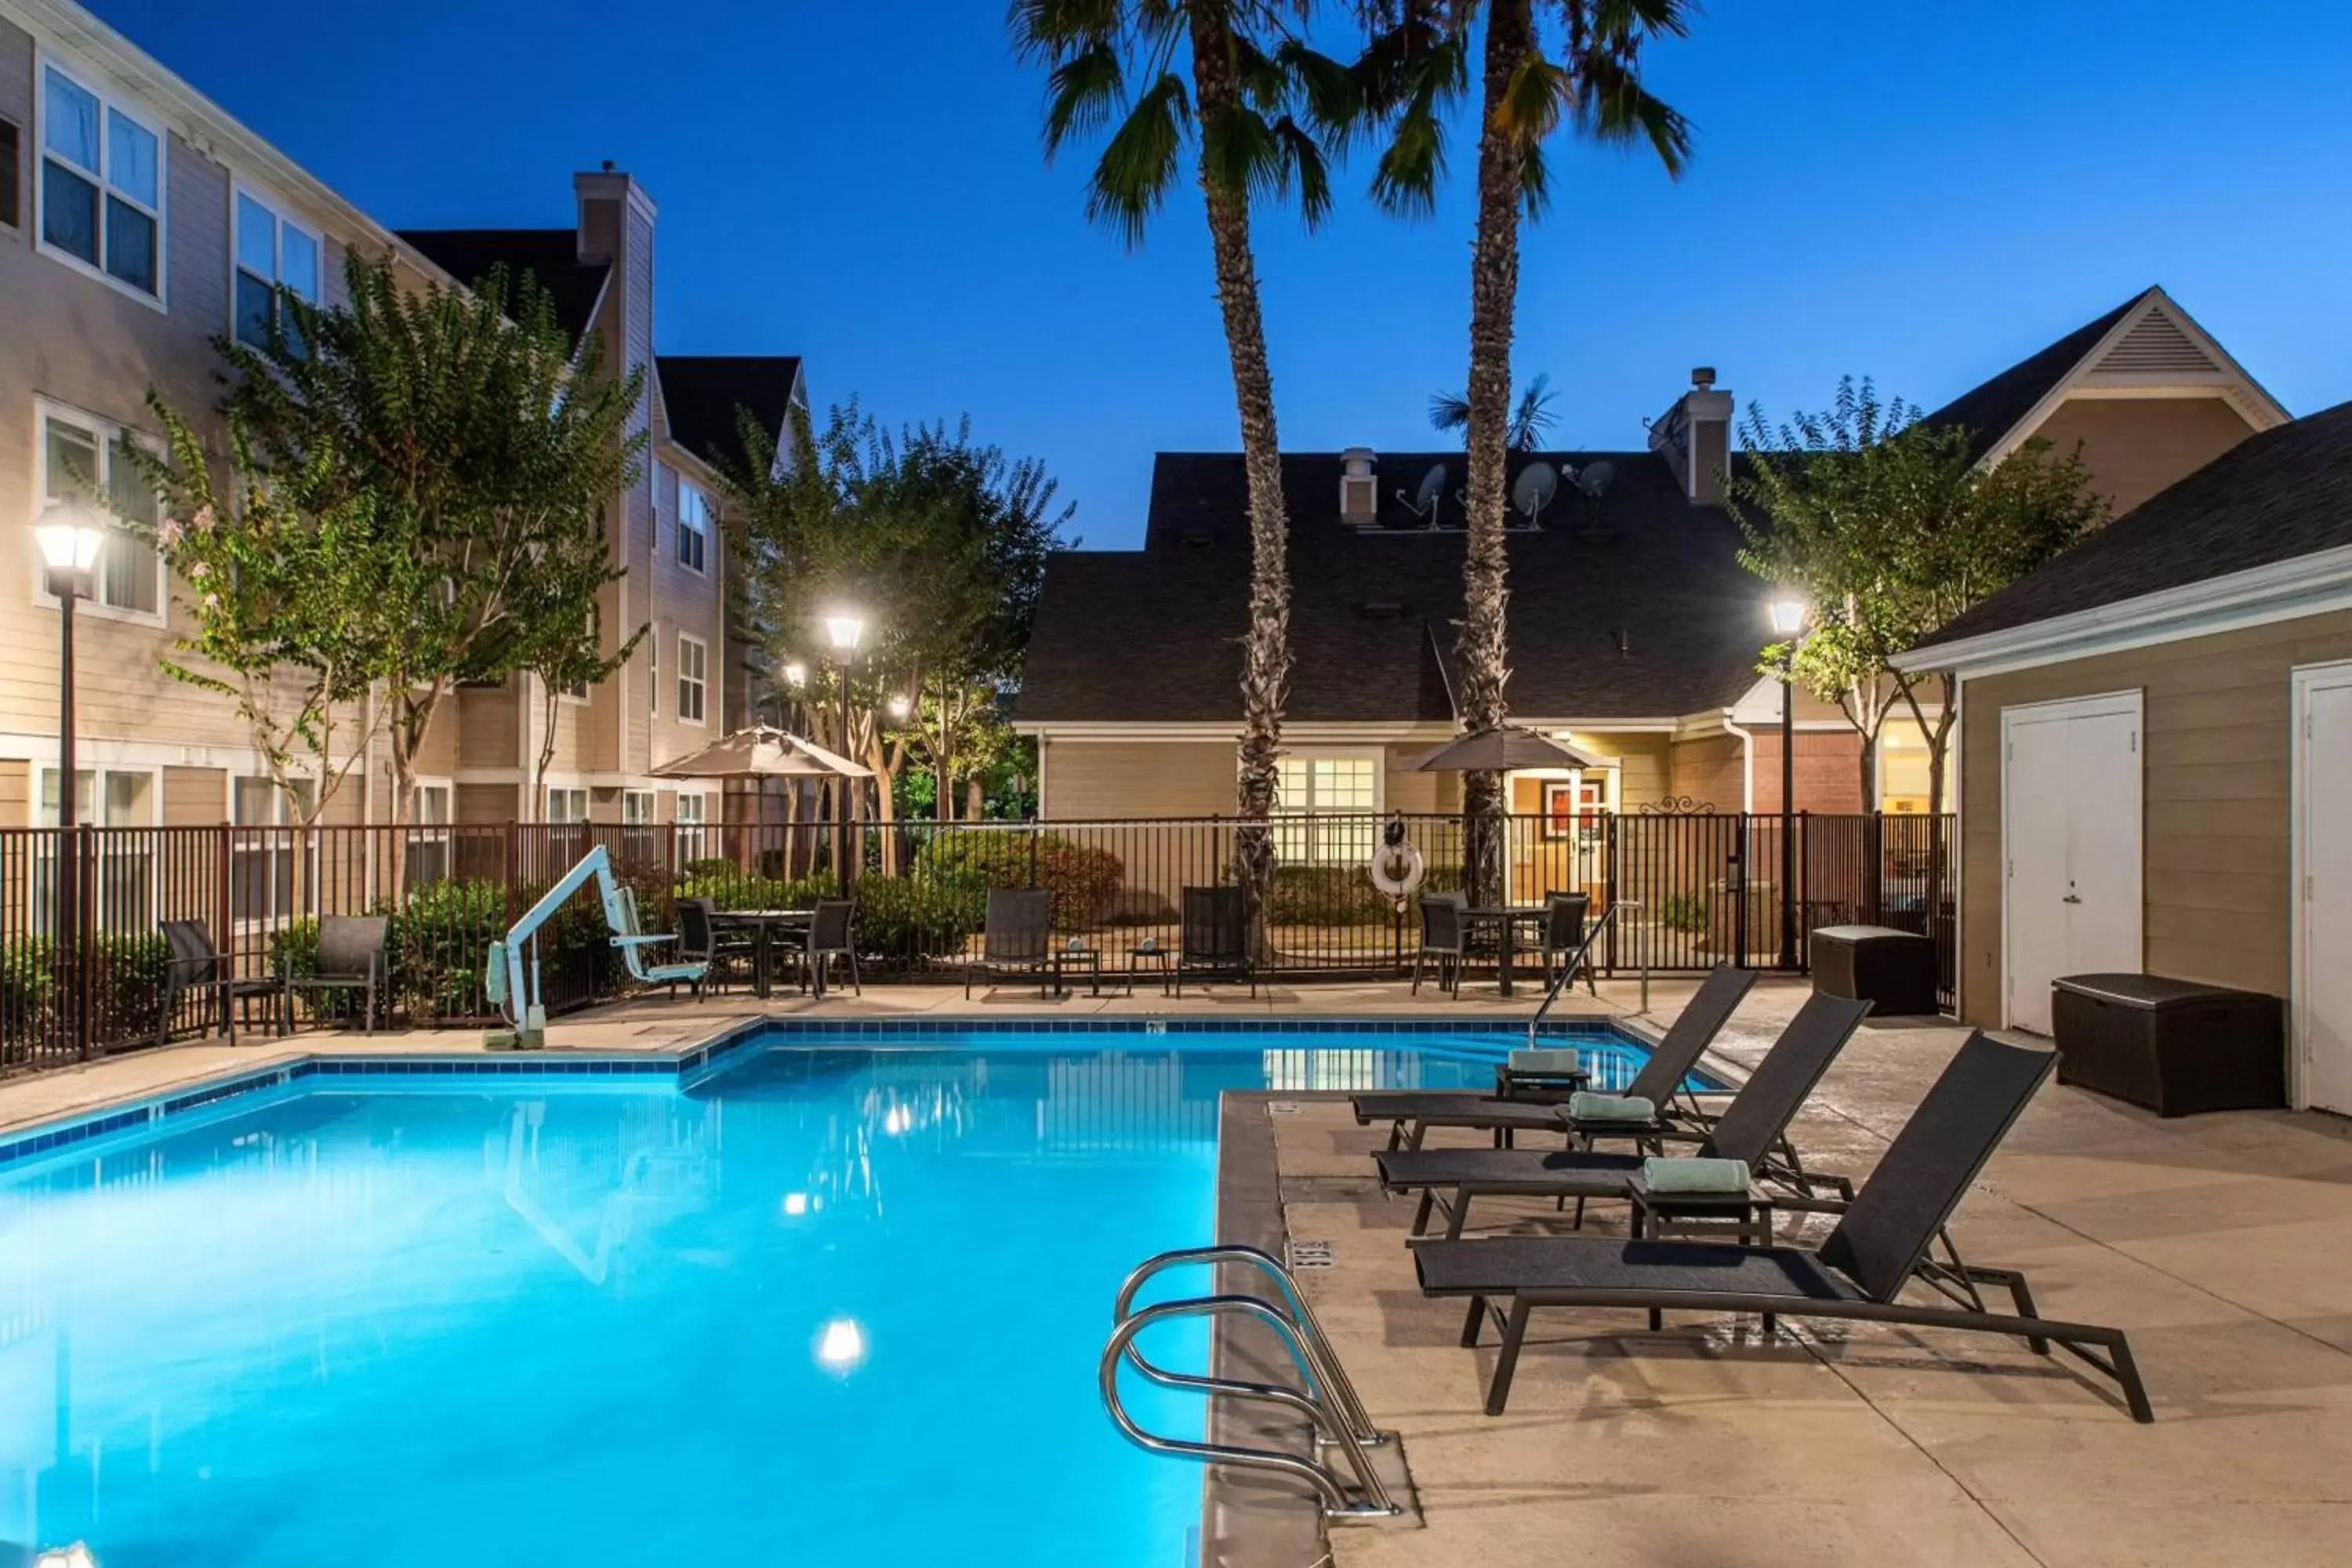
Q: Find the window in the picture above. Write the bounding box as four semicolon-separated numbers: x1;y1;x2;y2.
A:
620;788;658;858
2;118;20;230
405;782;452;887
676;633;707;724
648;636;659;717
546;787;588;823
677;479;710;573
39;405;162;616
39;64;160;298
234;188;321;350
674;789;708;860
230;774;314;924
38;767;155;931
1272;753;1379;866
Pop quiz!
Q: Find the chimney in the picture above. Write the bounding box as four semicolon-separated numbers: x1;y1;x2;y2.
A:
1647;366;1733;506
1338;446;1379;527
572;165;656;267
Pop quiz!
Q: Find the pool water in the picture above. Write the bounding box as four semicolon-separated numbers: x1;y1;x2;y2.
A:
0;1025;1653;1565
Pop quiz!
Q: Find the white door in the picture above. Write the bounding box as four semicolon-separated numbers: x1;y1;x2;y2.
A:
2004;695;2144;1033
2299;670;2352;1114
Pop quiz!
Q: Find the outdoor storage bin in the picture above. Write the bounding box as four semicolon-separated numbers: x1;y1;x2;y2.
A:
1810;925;1939;1016
2052;974;2285;1117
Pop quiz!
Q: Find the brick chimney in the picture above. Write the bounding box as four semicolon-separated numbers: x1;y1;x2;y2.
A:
1339;446;1379;526
1648;367;1733;506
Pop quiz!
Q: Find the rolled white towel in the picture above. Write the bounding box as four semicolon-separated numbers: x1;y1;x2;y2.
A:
1641;1156;1751;1196
1508;1047;1581;1075
1567;1091;1657;1123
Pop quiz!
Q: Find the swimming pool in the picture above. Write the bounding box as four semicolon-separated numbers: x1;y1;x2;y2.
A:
0;1022;1673;1565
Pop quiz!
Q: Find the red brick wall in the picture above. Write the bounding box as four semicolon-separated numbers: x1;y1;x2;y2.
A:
1748;731;1865;814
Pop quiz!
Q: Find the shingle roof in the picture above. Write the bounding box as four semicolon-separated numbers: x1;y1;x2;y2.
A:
1016;450;1774;725
394;228;609;349
1913;399;2352;651
656;355;804;474
1916;290;2149;459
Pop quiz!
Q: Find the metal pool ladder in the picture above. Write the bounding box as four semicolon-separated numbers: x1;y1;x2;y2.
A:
1099;1244;1407;1521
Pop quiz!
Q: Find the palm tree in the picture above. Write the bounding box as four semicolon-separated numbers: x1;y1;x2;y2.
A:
1011;1;1345;952
1429;370;1555;448
1352;1;1692;903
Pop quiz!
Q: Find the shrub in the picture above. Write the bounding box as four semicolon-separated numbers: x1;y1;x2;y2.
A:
1269;866;1392;927
673;872;834;913
0;933;173;1057
852;878;985;966
919;829;1123;931
1658;892;1710;935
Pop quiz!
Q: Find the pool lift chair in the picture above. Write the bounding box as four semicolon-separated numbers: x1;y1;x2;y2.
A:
485;844;709;1046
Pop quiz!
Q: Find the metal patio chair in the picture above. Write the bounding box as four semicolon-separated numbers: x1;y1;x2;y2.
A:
1410;892;1468;996
794;898;862;997
965;888;1054;998
281;914;388;1035
158;919;281;1046
1173;885;1254;996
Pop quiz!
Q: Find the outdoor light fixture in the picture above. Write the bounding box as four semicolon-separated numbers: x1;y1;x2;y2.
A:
887;693;911;720
1766;595;1809;969
782;661;808;688
35;499;104;597
823;612;866;653
1768;597;1807;637
36;499;105;1062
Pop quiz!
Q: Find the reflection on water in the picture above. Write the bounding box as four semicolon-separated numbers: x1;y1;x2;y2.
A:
0;1029;1617;1564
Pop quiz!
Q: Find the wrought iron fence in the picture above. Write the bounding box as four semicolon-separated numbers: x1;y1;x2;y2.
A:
0;811;1954;1073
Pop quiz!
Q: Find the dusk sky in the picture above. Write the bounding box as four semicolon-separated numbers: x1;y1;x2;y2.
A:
89;0;2351;550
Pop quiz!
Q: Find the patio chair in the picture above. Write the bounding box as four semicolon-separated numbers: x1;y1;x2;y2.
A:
1351;964;1759;1152
676;898;754;996
965;888;1054;998
1173;885;1254;996
1539;892;1595;996
1374;991;1873;1241
1416;1033;2154;1421
1410;892;1468;996
794;898;862;997
158;920;281;1046
281;915;387;1035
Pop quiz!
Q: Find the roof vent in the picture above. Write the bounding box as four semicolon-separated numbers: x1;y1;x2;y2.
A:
1179;528;1214;550
2095;310;2216;376
1359;600;1406;619
1339;446;1379;527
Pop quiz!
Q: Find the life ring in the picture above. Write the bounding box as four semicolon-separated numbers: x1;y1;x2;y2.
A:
1368;837;1427;899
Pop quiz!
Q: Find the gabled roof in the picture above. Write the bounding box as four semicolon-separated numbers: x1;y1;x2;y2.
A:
1912;398;2352;652
1016;450;1773;728
655;356;804;475
1918;292;2147;460
393;228;611;350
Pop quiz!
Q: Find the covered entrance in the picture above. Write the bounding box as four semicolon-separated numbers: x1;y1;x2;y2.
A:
1507;768;1614;905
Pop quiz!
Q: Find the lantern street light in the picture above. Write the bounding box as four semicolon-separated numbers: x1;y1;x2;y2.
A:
824;611;866;895
886;693;911;721
37;500;104;1062
1767;597;1808;971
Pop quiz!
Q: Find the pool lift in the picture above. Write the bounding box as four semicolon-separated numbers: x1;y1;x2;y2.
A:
484;844;708;1047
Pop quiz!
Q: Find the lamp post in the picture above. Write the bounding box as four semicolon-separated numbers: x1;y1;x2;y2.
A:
1768;597;1807;971
823;612;866;896
37;503;103;1060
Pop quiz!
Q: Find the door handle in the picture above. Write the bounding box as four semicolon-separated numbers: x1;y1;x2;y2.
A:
2062;895;2082;905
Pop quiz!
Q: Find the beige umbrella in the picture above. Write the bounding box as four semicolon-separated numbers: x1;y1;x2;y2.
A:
1410;724;1607;773
651;725;873;779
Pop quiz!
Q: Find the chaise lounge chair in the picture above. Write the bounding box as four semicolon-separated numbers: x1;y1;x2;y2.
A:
1374;991;1873;1240
1351;964;1758;1152
964;888;1055;998
1414;1032;2154;1421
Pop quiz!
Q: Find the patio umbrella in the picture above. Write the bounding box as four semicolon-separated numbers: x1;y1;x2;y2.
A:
1409;724;1607;773
651;725;873;779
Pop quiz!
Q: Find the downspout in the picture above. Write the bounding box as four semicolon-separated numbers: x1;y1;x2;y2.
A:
1720;711;1757;814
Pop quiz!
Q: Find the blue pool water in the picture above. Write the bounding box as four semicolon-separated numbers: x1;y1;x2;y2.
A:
0;1024;1660;1565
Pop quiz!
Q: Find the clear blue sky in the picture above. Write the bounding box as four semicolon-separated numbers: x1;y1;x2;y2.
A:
93;0;2351;550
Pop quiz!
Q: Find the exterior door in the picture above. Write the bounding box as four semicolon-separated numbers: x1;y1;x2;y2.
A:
2299;668;2352;1114
2003;695;2143;1033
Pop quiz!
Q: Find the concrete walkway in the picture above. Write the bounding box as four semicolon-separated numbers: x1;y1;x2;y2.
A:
1272;980;2352;1568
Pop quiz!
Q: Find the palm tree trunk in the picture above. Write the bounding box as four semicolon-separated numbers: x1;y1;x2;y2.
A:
1458;0;1533;909
1189;4;1292;962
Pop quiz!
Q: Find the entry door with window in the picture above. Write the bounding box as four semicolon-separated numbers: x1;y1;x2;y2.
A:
2296;665;2352;1114
2003;695;2143;1033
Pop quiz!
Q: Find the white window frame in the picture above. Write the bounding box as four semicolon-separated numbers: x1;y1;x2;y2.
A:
404;779;454;887
1271;748;1383;866
229;771;317;928
230;180;322;349
673;788;710;860
677;477;710;575
648;633;659;717
546;786;589;823
676;632;708;725
622;789;656;826
32;397;167;624
33;53;166;309
34;763;162;935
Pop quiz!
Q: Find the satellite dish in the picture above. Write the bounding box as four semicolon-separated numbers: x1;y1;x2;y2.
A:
1398;463;1447;524
1512;462;1559;525
1576;459;1616;498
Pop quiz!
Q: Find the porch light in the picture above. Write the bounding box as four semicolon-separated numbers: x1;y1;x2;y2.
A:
35;499;103;596
1767;597;1807;637
823;612;866;653
782;661;808;688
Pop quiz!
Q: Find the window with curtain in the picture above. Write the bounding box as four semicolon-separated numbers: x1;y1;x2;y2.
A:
40;65;159;296
41;407;161;615
234;189;321;350
1272;754;1379;866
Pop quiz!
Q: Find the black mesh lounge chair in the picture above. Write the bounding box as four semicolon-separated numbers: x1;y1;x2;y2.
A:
159;920;281;1045
675;899;749;996
281;915;388;1034
965;889;1054;997
1374;991;1873;1240
1410;893;1468;996
1351;964;1758;1153
1539;892;1595;995
1173;886;1254;996
796;898;862;996
1417;1033;2154;1421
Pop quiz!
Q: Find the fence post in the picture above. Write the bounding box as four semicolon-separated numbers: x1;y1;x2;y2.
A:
1797;811;1811;973
215;822;233;988
503;820;520;932
1867;812;1885;926
1730;822;1748;969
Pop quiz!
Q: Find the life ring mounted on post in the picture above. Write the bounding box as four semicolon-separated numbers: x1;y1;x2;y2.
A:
1367;816;1427;906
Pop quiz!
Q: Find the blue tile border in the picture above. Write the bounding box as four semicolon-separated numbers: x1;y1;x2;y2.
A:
0;1011;1634;1172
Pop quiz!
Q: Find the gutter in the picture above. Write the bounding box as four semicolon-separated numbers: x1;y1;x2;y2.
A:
1721;715;1756;814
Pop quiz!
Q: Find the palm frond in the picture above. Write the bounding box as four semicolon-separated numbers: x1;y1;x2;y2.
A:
1429;390;1471;434
1085;71;1193;248
1278;39;1366;146
1570;43;1693;176
1006;0;1125;64
1043;40;1127;156
1510;372;1558;448
1370;90;1447;216
1271;114;1334;228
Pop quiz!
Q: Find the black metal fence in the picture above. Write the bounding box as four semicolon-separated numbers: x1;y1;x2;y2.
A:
0;811;1954;1073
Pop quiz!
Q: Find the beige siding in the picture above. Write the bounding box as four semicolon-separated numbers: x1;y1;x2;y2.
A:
0;760;26;822
457;683;520;769
2025;396;2259;518
162;765;224;825
456;782;519;824
1955;608;2352;1026
1042;739;1235;819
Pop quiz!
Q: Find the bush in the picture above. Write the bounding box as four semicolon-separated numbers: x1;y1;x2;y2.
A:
852;878;985;965
0;932;173;1057
919;829;1123;931
1269;866;1392;927
1658;892;1710;935
673;871;834;913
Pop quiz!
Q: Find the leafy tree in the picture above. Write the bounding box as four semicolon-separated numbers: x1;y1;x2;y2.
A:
1429;370;1555;448
1729;376;2109;819
205;252;646;822
1012;0;1349;949
1345;0;1693;902
510;550;647;812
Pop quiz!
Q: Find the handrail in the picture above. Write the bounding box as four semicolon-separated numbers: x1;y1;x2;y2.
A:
1100;1295;1400;1518
1113;1243;1381;1447
1530;900;1623;1041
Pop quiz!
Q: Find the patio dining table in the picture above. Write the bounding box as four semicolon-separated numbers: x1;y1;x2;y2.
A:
1461;905;1555;997
710;908;815;1000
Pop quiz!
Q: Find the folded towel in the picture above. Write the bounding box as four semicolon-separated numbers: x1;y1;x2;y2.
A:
1508;1047;1581;1076
1641;1156;1751;1196
1567;1091;1657;1123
